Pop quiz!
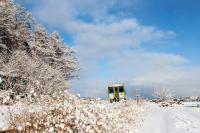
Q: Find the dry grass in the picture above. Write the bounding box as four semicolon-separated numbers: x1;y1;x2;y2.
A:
0;97;146;133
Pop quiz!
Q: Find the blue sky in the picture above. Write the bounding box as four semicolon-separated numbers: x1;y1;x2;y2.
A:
134;0;200;63
16;0;200;98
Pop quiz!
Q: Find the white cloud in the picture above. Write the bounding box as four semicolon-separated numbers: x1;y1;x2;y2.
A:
18;0;200;97
130;66;200;96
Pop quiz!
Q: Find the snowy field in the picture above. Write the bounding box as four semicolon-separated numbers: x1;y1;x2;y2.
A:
0;101;200;133
140;102;200;133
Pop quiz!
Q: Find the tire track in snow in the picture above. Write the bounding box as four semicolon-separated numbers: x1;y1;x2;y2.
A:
140;103;200;133
175;107;200;133
140;104;171;133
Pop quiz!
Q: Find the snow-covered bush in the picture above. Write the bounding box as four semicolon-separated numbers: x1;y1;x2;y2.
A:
5;98;145;133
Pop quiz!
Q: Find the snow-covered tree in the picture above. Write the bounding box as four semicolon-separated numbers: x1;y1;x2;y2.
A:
0;0;77;98
153;88;174;101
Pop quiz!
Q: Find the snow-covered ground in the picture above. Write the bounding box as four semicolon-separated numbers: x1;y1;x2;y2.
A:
140;102;200;133
0;104;43;130
1;101;199;133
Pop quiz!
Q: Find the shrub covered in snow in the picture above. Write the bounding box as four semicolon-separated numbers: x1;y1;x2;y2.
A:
3;97;145;133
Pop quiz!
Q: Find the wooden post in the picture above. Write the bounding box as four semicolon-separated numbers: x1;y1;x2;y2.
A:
136;88;140;105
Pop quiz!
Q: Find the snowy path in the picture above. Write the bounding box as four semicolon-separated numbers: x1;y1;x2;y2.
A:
140;103;200;133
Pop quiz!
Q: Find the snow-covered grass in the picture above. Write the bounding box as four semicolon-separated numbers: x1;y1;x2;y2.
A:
0;98;146;133
1;98;200;133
